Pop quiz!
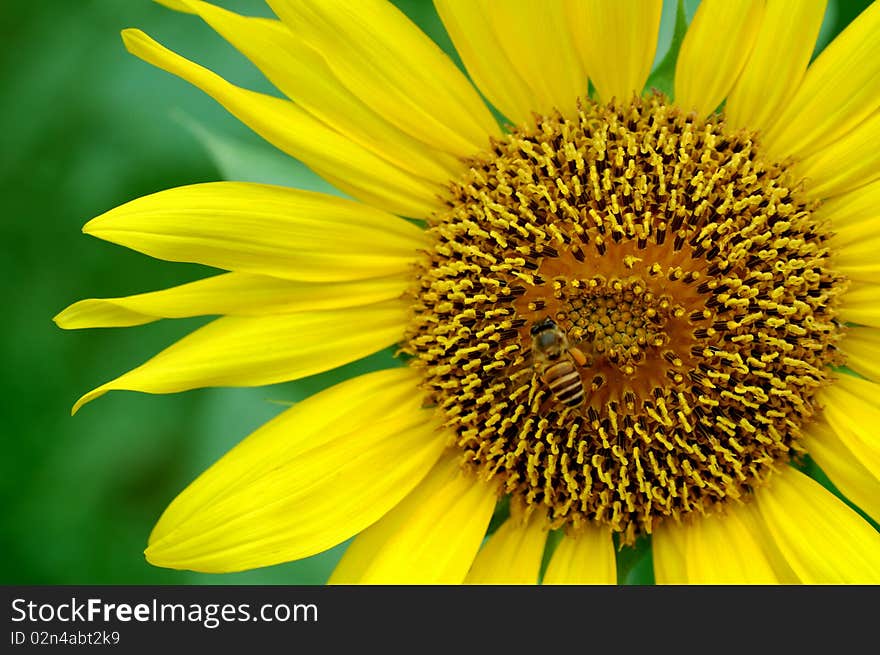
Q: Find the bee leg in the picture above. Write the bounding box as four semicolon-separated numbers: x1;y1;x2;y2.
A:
570;346;588;367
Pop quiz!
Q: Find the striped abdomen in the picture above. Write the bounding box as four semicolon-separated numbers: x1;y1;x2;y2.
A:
542;360;584;407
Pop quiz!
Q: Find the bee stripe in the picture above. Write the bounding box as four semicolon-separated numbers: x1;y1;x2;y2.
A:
546;370;578;383
553;379;583;397
556;386;584;405
544;364;578;384
545;365;584;406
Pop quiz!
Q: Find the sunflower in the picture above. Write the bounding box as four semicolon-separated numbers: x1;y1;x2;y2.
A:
55;0;880;584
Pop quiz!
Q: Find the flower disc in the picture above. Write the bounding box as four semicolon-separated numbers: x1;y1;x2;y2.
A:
404;95;846;543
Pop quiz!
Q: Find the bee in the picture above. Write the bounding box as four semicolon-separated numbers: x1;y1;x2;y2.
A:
530;317;588;408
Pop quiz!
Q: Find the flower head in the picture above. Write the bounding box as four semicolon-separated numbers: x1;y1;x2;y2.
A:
56;0;880;583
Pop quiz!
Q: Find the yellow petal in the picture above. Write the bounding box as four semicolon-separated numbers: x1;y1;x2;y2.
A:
542;527;617;584
794;109;880;200
725;0;827;132
485;0;589;118
841;327;880;382
655;503;799;585
803;420;880;524
145;369;446;572
72;299;407;414
178;0;462;184
681;505;780;584
267;0;499;157
674;0;764;116
839;282;880;328
652;519;689;584
433;0;537;125
329;451;497;584
734;499;802;583
153;367;421;534
122;29;444;218
819;177;880;237
82;182;424;282
762;1;880;160
830;199;880;283
754;466;880;583
567;0;662;104
465;513;547;584
819;374;880;481
54;272;409;329
831;255;880;286
824;179;880;271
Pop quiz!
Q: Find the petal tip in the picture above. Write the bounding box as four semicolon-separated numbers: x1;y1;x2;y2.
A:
143;543;178;570
53;302;83;329
71;388;107;416
51;309;66;329
121;29;158;60
120;27;146;46
82;214;112;239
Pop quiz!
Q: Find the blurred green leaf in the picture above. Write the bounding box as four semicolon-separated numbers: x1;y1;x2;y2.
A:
486;495;511;536
814;0;841;58
645;0;688;98
651;0;678;71
616;535;656;585
538;529;564;582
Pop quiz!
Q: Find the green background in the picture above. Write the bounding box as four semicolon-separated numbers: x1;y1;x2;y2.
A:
0;0;874;584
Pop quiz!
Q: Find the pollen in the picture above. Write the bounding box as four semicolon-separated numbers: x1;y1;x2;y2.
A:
403;95;847;544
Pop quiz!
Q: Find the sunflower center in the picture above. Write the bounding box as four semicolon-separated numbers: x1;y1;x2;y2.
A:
404;95;846;544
